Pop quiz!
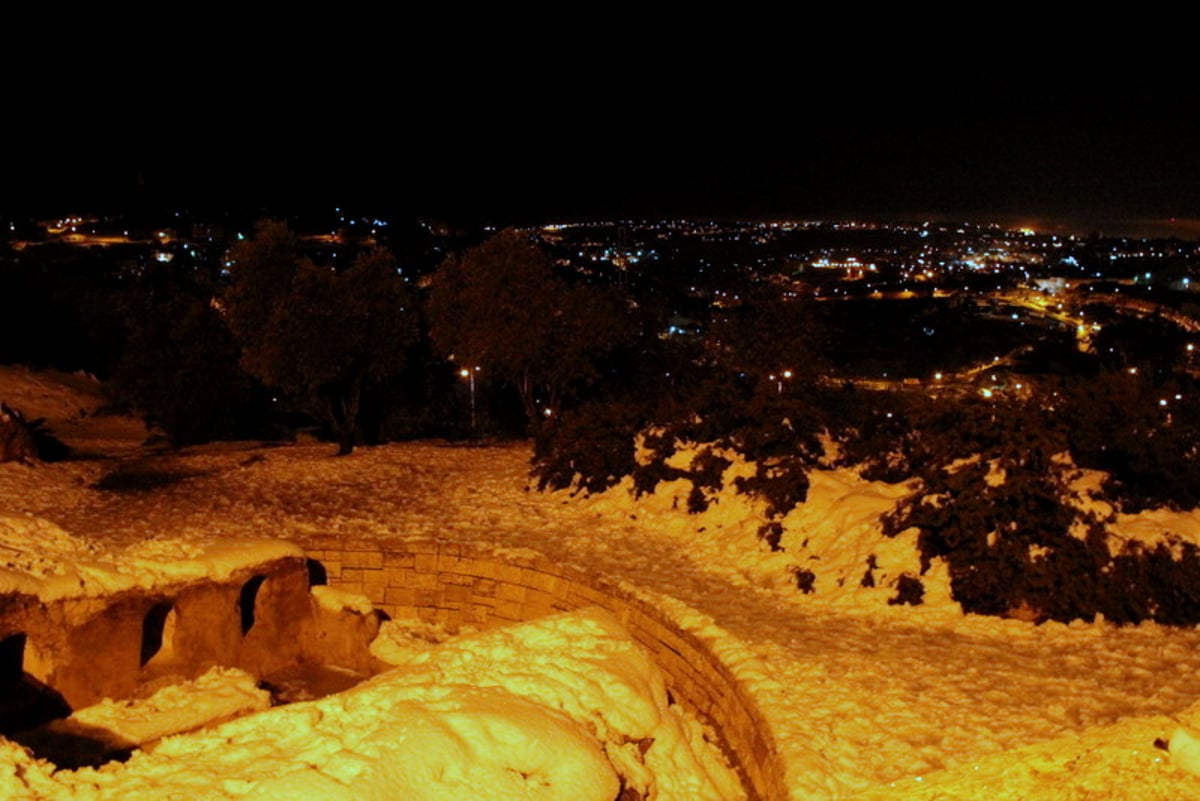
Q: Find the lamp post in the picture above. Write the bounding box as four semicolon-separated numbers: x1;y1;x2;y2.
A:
459;366;479;432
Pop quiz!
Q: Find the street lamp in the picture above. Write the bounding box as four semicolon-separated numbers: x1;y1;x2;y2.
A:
459;366;480;432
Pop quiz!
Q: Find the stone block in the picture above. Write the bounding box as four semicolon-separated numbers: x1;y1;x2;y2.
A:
443;586;471;606
387;567;413;587
496;583;526;602
389;605;420;621
494;600;523;620
383;552;416;568
495;564;524;584
411;572;439;590
342;551;383;570
457;559;496;579
341;536;380;553
361;579;388;604
384;586;416;606
521;570;562;593
522;601;556;619
565;584;607;607
524;588;554;609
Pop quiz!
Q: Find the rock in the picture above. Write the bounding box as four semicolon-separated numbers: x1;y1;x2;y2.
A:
0;403;36;464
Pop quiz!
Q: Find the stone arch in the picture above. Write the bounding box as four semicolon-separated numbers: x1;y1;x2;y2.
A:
0;632;70;735
238;575;267;636
140;601;176;669
0;631;22;684
305;558;328;587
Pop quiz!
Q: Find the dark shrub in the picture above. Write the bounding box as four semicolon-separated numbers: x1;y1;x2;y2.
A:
531;401;642;494
792;567;816;594
685;447;732;513
758;521;784;552
734;456;810;519
889;574;925;606
883;395;1200;625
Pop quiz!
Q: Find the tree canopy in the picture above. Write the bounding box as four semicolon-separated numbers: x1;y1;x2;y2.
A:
113;261;259;447
427;229;631;429
224;219;418;453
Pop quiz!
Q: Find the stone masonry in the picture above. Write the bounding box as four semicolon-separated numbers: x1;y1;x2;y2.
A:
299;535;788;801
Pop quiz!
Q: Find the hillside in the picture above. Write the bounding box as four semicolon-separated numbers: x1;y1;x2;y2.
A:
3;365;1200;799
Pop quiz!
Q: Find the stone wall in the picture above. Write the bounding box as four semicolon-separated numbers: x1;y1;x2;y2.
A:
299;535;789;801
0;556;320;724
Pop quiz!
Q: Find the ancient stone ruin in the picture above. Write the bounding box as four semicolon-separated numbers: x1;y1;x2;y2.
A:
0;547;378;766
0;536;786;800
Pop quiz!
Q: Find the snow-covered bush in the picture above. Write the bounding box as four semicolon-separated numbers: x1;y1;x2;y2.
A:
881;397;1200;625
732;456;810;520
628;434;734;513
534;361;1200;625
532;401;642;493
1063;367;1200;513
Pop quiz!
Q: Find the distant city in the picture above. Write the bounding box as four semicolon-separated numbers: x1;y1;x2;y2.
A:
9;207;1197;390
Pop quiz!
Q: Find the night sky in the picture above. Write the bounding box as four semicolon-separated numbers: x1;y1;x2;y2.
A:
7;29;1197;235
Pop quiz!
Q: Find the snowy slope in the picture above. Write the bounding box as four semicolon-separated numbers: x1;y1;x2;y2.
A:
4;365;1200;799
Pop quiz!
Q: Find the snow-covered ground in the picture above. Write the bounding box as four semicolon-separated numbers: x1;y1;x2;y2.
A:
5;365;1200;799
2;609;744;801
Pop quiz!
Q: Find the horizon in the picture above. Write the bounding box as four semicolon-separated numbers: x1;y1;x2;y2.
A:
7;50;1197;233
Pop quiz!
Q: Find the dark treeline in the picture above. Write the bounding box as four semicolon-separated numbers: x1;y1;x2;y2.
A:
0;222;643;450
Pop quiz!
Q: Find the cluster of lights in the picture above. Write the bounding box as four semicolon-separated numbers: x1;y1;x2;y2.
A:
767;370;793;394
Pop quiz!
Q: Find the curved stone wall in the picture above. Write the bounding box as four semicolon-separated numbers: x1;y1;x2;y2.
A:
298;535;788;801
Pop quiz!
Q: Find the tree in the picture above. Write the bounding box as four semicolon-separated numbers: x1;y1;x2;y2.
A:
224;220;419;454
427;229;631;430
112;263;261;447
1064;367;1200;511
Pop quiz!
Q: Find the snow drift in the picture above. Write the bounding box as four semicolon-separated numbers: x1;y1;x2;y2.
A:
0;608;745;801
